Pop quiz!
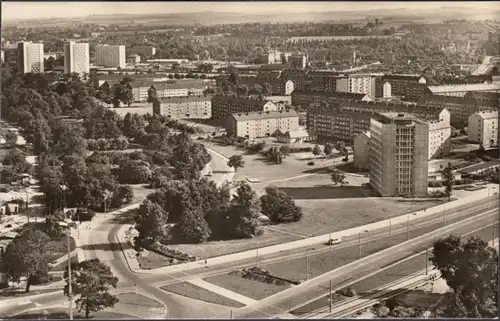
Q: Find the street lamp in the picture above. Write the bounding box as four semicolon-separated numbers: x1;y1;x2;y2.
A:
358;230;369;259
305;247;315;281
442;202;446;226
407;213;417;241
58;221;73;320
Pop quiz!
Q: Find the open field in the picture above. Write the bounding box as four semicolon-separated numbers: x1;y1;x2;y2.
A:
161;282;245;308
204;274;291;301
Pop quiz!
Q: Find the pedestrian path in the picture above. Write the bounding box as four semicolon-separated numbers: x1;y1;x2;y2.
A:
187;278;257;306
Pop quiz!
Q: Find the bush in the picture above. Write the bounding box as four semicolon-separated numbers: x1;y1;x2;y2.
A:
148;242;197;262
289;147;313;153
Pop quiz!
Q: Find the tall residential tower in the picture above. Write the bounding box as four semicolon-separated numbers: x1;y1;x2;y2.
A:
95;45;126;68
17;42;44;73
64;41;90;74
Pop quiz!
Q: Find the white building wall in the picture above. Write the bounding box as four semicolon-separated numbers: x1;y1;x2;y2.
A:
64;42;90;74
18;42;44;73
96;45;127;68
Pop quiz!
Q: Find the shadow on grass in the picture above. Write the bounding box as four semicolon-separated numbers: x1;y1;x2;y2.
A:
278;186;366;199
80;241;123;252
302;165;334;174
109;208;137;225
356;287;447;309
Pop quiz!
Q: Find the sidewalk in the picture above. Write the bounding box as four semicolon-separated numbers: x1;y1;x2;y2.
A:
119;184;497;275
187;278;257;306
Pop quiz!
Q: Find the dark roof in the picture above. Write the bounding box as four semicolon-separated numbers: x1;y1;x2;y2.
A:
259;64;288;71
382;74;425;81
152;82;206;90
231;109;298;121
292;90;368;100
212;96;276;108
458;160;500;174
97;74;170;81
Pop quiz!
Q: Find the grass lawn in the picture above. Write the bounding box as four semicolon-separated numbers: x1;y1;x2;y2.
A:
116;292;163;308
137;250;176;270
204;274;291;300
161;282;245;308
9;308;140;319
129;184;154;204
0;288;58;300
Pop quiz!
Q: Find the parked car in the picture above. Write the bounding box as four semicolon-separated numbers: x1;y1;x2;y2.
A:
328;237;343;245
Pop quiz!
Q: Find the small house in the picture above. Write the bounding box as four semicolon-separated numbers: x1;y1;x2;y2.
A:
278;130;316;144
0;199;25;215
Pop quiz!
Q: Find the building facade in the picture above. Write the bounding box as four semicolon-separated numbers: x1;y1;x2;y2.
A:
383;82;392;98
427;109;452;159
369;113;429;197
353;131;371;170
129;46;156;58
468;110;499;148
95;45;126;69
292;91;371;109
211;96;279;121
347;73;379;98
226;109;299;139
427;83;500;97
152;83;206;99
153;96;212;119
17;42;44;73
64;41;90;74
381;74;427;98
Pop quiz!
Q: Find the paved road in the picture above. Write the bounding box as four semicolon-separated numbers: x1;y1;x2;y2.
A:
229;209;498;318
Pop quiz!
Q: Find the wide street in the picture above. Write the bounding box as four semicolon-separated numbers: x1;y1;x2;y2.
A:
229;209;498;318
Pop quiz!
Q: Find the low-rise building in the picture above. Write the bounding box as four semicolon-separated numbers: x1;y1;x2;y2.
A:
277;129;315;144
381;74;427;98
226;109;299;139
468;110;499;148
353;131;371;170
458;159;500;176
427;83;500;97
211;96;279;121
291;91;371;109
152;82;206;99
153;96;212;119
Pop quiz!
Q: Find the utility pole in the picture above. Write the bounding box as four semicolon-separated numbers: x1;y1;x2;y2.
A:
358;232;361;259
230;310;233;319
406;215;410;241
493;223;496;247
67;227;73;320
442;203;446;226
425;247;429;275
26;191;30;223
329;280;332;313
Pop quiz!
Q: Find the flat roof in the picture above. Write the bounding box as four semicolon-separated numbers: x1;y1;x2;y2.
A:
428;83;500;93
458;160;500;174
231;110;299;121
376;112;426;124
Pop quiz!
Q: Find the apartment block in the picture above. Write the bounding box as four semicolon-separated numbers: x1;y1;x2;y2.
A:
468;110;499;148
381;74;427;98
211;96;279;121
131;81;152;102
369;113;429;197
64;41;90;74
129;46;156;58
95;45;126;68
292;91;371;109
216;75;293;96
346;73;382;98
427;83;500;97
17;42;44;73
226;109;299;139
153;96;212;119
427;108;452;159
383;82;392;98
151;82;206;99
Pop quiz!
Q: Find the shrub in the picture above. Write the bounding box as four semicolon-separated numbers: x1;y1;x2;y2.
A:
148;242;197;262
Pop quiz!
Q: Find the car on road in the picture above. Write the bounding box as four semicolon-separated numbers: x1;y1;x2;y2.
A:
327;237;343;245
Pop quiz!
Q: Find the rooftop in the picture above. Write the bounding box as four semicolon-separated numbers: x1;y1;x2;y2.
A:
285;129;311;138
231;109;299;121
475;110;499;119
152;82;206;90
160;95;212;103
376;112;426;124
428;83;500;93
382;74;424;80
292;90;368;100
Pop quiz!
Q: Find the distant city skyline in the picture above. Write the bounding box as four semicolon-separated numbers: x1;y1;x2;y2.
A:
2;1;497;21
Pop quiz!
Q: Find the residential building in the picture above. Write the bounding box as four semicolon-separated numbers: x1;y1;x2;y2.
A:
427;108;452;159
289;54;308;69
347;73;380;98
468;110;498;148
458;159;500;176
211;96;279;121
383;82;392;98
128;46;156;58
95;45;126;68
280;70;311;91
381;74;427;98
307;102;445;146
153;95;212;119
353;131;371;170
17;42;44;73
405;83;429;102
369;112;429;197
64;41;90;74
127;54;141;64
215;75;294;95
130;81;152;102
226;109;299;139
427;83;500;97
335;76;349;93
277;129;315;144
151;82;206;99
292;91;371;109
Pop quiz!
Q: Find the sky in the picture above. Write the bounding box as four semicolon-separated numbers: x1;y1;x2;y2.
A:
2;1;497;21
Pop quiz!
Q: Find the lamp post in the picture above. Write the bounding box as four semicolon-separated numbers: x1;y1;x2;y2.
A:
306;248;315;281
425;247;429;275
442;203;446;226
358;230;368;259
58;221;73;320
25;190;30;223
103;190;112;215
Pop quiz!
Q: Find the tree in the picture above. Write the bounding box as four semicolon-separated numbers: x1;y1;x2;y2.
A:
2;229;51;292
64;258;119;318
324;142;334;156
177;207;211;243
260;186;303;223
441;162;454;201
227;183;262;238
476;144;486;158
4;131;17;146
135;200;168;244
312;144;322;156
227;154;245;172
331;170;348;185
430;235;498;318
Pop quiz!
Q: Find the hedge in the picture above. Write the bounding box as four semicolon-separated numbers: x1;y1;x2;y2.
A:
148;242;196;262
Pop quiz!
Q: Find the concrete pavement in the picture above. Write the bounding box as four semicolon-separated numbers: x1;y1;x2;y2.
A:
187;278;257;306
